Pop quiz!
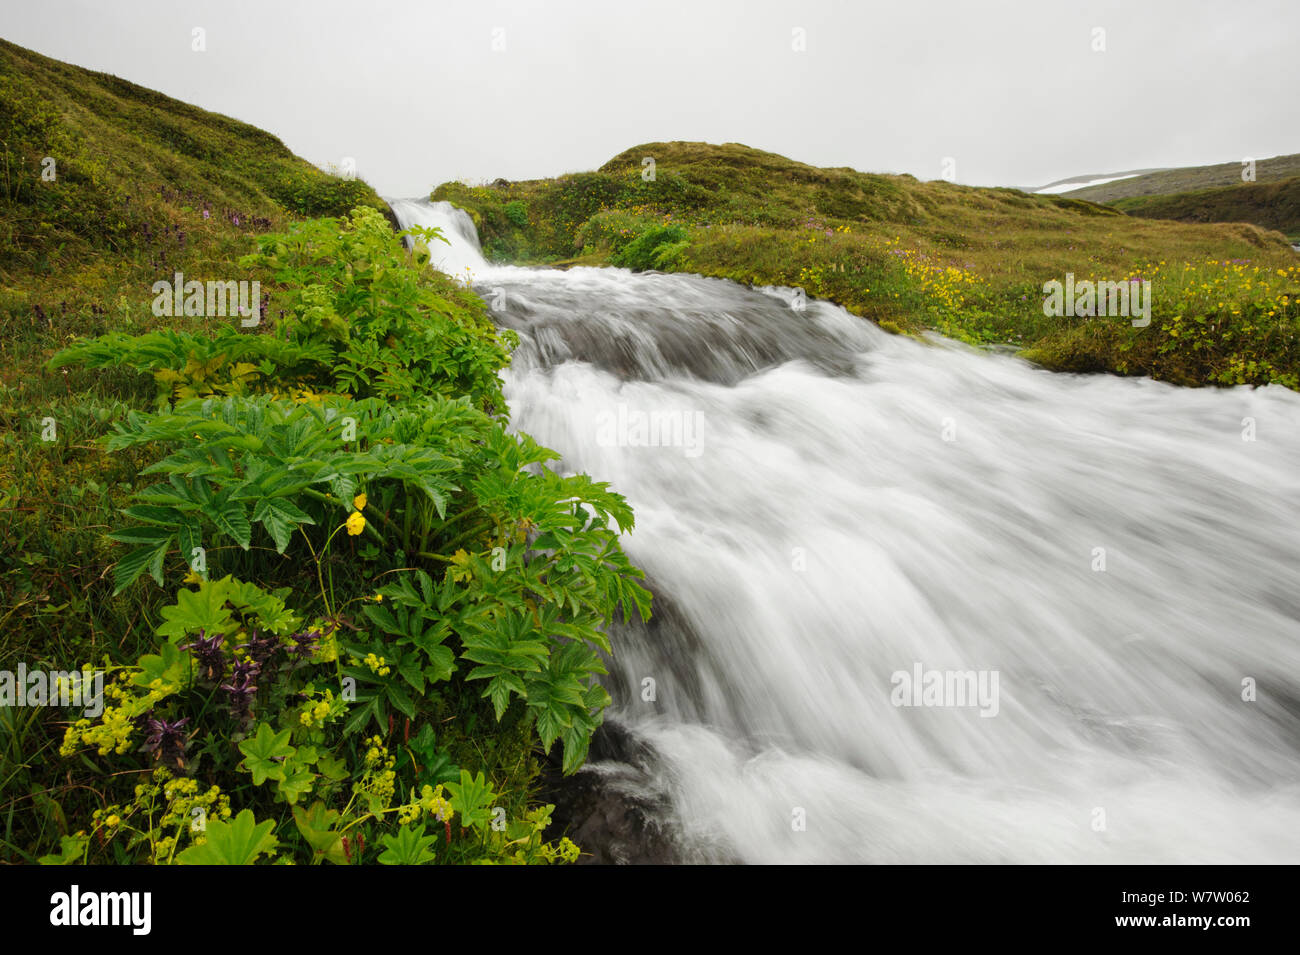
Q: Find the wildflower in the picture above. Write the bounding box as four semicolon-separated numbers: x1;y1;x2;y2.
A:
220;660;260;719
243;628;281;667
141;716;190;769
420;784;454;823
353;492;367;511
179;629;226;683
289;628;323;660
346;511;366;536
557;837;581;864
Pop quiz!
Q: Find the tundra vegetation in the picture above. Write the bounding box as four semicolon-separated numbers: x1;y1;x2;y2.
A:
3;35;1298;866
439;141;1300;389
1;39;648;865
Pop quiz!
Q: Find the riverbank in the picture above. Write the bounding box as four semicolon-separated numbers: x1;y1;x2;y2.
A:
435;141;1300;389
1;39;642;864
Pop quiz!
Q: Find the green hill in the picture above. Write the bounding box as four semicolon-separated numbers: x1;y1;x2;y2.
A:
0;36;403;404
1;40;620;865
0;36;393;279
1063;153;1300;204
434;140;1300;388
1111;176;1300;243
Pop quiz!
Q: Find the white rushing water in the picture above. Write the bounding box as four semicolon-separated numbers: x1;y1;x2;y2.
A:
392;198;1300;864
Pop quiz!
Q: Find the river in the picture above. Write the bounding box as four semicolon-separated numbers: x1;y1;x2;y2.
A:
389;197;1300;864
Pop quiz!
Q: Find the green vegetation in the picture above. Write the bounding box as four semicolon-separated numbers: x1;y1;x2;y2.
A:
1063;153;1300;204
1;40;649;864
438;140;1300;388
1111;176;1300;244
610;223;690;271
12;207;649;866
0;37;393;280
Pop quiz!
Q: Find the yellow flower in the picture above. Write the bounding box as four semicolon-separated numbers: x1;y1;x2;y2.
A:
353;492;367;511
182;568;202;585
346;511;366;536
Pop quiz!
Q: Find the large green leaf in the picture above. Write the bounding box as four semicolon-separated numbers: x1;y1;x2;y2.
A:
111;536;173;593
175;809;279;865
445;770;497;833
204;494;251;549
377;824;438;865
252;496;315;553
238;722;296;786
156;578;236;641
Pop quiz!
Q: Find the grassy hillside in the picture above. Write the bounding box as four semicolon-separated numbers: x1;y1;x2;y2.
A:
1064;153;1300;204
0;37;395;277
0;35;400;397
0;35;405;680
1;41;640;864
1111;176;1300;243
435;140;1300;388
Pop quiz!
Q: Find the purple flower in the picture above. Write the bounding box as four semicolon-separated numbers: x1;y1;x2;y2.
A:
242;628;280;667
141;716;190;768
180;629;226;683
220;660;260;719
289;628;323;660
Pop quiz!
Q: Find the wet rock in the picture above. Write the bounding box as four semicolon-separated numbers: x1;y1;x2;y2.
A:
540;721;682;865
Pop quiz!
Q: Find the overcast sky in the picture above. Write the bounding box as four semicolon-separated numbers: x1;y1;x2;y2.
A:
3;0;1297;197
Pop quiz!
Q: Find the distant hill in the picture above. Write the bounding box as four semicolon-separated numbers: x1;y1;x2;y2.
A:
1032;167;1169;194
1112;176;1300;242
1060;154;1300;204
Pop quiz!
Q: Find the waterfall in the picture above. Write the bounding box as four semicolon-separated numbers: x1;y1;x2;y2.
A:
387;198;492;280
390;197;1300;864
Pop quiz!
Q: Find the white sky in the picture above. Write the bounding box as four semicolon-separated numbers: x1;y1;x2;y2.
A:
3;0;1297;197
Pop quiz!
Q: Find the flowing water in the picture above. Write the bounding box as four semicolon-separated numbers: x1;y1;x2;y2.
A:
390;198;1300;864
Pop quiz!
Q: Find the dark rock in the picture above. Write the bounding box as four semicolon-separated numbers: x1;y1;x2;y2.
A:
539;721;682;865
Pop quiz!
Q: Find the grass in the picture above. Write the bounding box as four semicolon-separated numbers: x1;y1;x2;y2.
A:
434;140;1300;389
1063;152;1300;204
0;36;395;689
1111;176;1300;244
0;40;558;861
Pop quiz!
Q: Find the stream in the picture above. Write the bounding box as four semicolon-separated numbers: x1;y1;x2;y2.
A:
389;197;1300;864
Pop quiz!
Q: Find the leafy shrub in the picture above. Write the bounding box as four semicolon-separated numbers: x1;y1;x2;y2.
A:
610;223;690;271
42;205;651;864
504;200;529;227
266;170;381;219
52;206;518;412
245;207;517;410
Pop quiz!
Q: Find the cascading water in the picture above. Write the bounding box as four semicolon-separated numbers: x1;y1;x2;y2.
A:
391;198;1300;864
